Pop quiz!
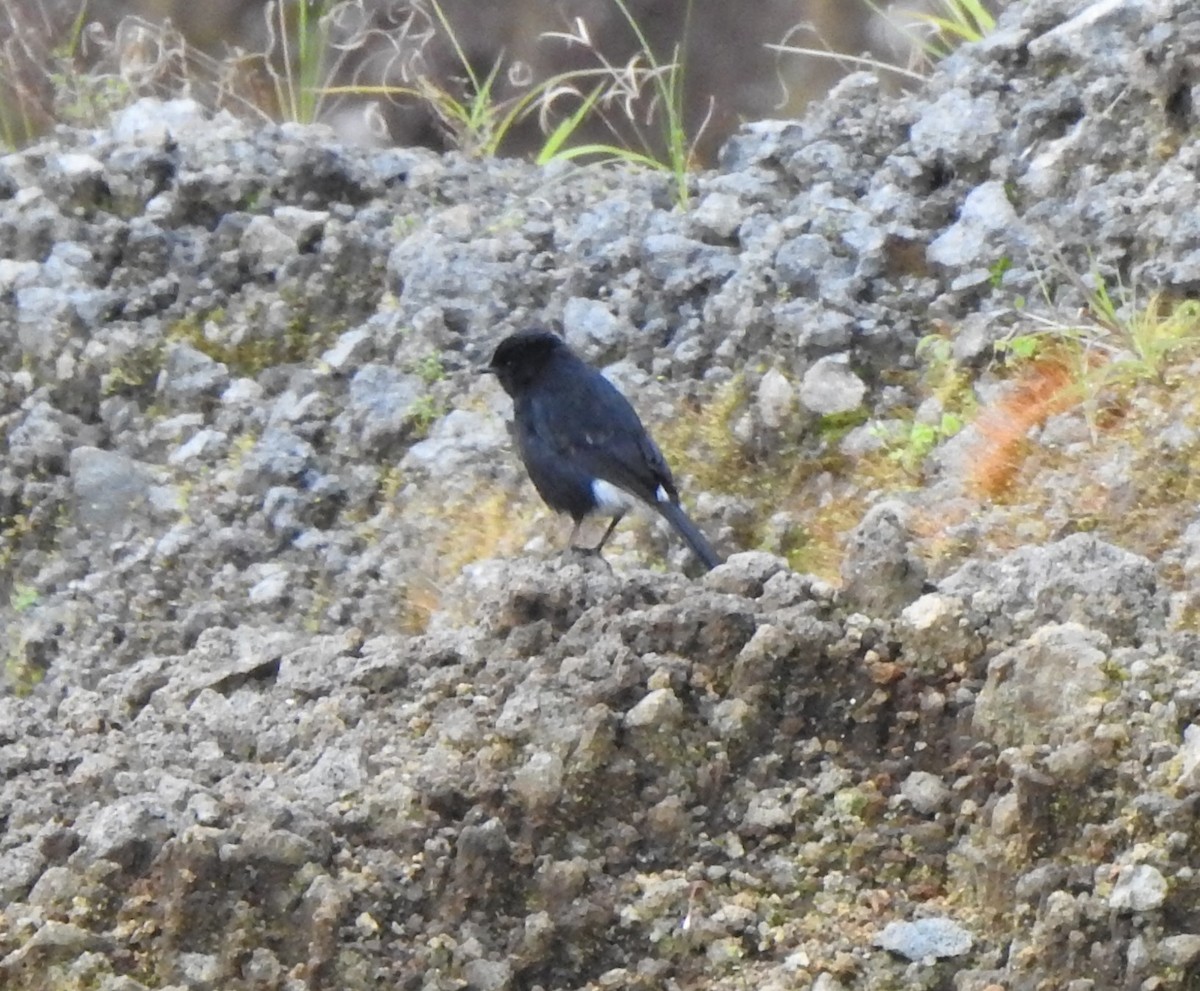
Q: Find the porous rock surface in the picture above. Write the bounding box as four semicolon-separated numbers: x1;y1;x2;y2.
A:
3;1;1200;989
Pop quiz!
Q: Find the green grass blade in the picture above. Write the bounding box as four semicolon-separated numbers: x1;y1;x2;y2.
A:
535;83;606;163
544;142;663;168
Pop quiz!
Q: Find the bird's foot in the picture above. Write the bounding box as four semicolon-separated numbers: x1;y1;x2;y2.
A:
563;544;613;571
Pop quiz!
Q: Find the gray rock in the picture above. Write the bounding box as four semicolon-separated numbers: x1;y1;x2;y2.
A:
168;428;228;465
1109;864;1167;913
225;825;323;868
79;797;173;872
1014;865;1068;904
775;234;839;296
641;233;736;292
388;231;512;313
49;152;106;201
741;789;792;834
562;297;624;358
463;957;513;991
247;563;290;605
799;354;866;415
1175;723;1200;792
1027;0;1151;67
940;534;1165;645
240;427;316;489
692;191;744;239
158;343;230;404
774;301;855;355
0;919;111;969
756;367;795;429
335;363;424;453
624;688;684;730
321;327;374;371
0;258;40;292
272;205;328;246
709;697;754;738
900;771;950;816
0;841;45;903
241;215;300;273
69;447;153;534
909;89;1003;166
1160;934;1200;969
841;500;927;617
927;182;1024;269
98;975;152;991
400;408;507;476
897;593;985;676
512;751;565;812
974;623;1111;748
874;917;973;960
296;745;367;805
8;401;73;472
15;286;75;357
176;951;222;989
110;97;209;145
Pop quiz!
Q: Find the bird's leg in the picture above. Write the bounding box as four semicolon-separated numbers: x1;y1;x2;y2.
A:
567;518;584;551
563;519;600;561
563;515;623;562
590;513;624;554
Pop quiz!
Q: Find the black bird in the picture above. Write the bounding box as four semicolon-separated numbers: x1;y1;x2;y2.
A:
486;329;721;571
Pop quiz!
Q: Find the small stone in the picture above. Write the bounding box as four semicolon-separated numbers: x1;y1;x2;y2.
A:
242;947;282;983
709;698;754;739
158;342;229;403
1175;723;1200;792
693;191;743;239
248;566;290;606
1160;934;1200;968
169;428;227;465
741;789;792;834
70;447;152;534
841;501;926;618
927;181;1022;269
874;917;973;960
646;795;687;838
512;751;565;812
624;688;683;729
111;97;208;144
1109;864;1167;912
563;297;624;357
973;623;1111;748
80;797;171;870
462;956;512;991
990;793;1020;836
0;842;46;903
757;368;795;430
322;328;373;371
177;951;222;989
900;771;950;816
799;354;866;415
241;215;299;271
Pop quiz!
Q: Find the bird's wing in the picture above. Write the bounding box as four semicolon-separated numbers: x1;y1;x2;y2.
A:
523;362;679;506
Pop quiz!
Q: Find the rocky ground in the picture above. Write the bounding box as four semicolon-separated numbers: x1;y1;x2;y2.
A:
3;0;1200;988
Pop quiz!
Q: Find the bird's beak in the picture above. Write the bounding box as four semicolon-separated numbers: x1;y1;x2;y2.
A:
478;366;496;376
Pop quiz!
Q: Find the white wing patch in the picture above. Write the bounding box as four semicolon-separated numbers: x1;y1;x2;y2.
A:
591;479;636;515
655;485;669;503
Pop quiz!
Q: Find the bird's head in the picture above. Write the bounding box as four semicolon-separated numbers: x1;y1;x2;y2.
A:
484;329;566;397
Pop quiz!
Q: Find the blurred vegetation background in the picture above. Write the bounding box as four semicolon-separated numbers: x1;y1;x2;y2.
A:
0;0;996;163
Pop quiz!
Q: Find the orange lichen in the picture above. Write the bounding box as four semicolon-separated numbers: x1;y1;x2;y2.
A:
966;357;1079;496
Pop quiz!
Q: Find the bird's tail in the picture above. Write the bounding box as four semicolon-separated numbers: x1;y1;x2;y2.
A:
658;501;722;571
